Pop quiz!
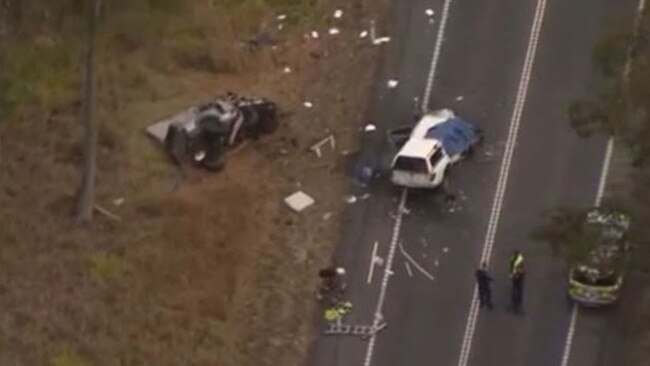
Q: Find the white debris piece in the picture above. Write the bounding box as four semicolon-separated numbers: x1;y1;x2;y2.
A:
303;101;314;108
310;31;320;39
364;123;377;132
455;95;464;101
359;30;369;38
328;27;340;35
425;9;435;16
443;247;449;253
372;36;391;45
334;9;344;18
113;197;125;206
360;193;371;200
323;212;333;221
283;66;292;74
345;195;358;204
387;79;399;88
405;261;414;277
434;260;440;267
284;191;315;212
400;206;411;215
277;14;287;21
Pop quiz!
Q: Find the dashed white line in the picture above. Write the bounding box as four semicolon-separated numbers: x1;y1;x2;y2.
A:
457;0;549;364
363;2;455;364
560;2;646;364
422;0;454;112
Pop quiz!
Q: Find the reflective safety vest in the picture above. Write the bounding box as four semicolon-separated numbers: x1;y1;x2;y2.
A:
510;253;524;274
324;301;353;321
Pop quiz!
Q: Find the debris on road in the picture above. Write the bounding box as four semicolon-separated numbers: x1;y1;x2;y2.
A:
373;36;391;45
359;193;371;200
310;31;320;39
283;66;292;74
328;27;340;35
323;212;333;221
400;206;411;215
284;191;315;212
455;95;464;102
94;204;121;222
334;9;344;18
303;101;314;108
359;30;369;39
425;9;435;16
113;197;125;206
387;79;399;88
364;123;377;132
404;261;414;277
345;195;358;204
277;14;287;21
442;247;449;253
399;242;435;281
310;135;336;158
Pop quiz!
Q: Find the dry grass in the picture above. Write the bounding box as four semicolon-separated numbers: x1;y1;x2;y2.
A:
0;0;387;365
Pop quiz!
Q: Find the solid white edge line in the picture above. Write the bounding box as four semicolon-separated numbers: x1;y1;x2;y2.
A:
456;0;549;364
560;1;646;365
363;2;455;364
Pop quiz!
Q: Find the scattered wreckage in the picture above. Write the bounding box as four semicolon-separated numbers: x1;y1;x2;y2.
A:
388;109;483;189
146;92;278;171
568;208;631;307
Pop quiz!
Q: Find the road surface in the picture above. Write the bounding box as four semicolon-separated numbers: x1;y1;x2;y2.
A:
307;0;639;365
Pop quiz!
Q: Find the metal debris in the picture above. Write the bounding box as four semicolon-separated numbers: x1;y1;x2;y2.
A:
113;197;125;206
455;95;464;101
310;31;320;39
310;135;336;158
329;27;340;35
443;247;449;253
345;195;358;204
425;9;435;16
334;9;343;18
303;101;314;108
277;14;287;21
399;242;435;281
372;37;391;45
359;30;369;38
400;206;411;215
387;79;399;88
283;66;292;74
405;261;414;277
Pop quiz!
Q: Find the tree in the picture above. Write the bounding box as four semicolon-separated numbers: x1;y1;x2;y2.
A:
75;0;100;222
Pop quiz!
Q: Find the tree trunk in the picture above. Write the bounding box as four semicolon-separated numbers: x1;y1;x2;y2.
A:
75;0;100;222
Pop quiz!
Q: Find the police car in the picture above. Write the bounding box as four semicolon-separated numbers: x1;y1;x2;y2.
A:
389;109;483;189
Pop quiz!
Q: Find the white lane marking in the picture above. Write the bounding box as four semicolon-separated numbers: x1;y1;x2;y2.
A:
422;0;454;112
399;242;436;281
363;0;455;364
457;0;549;364
559;0;646;364
367;241;379;284
363;188;408;366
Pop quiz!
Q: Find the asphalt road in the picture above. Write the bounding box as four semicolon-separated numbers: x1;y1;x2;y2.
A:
307;1;639;366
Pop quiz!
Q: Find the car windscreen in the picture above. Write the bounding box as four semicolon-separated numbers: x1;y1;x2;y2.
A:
393;156;429;174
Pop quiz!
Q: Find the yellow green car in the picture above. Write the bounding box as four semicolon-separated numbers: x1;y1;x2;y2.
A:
568;209;630;307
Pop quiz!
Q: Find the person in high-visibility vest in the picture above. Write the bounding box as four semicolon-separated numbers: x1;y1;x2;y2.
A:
324;301;353;321
509;250;524;276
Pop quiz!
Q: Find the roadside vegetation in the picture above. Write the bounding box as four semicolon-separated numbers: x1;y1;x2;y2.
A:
533;8;650;365
0;0;386;365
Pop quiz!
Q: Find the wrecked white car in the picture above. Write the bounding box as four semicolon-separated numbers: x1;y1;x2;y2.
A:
146;92;278;171
389;109;483;189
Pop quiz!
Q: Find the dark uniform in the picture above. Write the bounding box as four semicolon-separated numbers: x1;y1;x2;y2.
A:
510;268;525;313
475;264;494;310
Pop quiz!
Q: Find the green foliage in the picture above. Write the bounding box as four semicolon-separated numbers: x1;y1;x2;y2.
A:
0;37;79;114
49;346;88;366
531;207;594;264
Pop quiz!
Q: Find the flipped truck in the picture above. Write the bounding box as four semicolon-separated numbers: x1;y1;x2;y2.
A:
568;208;631;307
389;109;483;189
146;92;278;171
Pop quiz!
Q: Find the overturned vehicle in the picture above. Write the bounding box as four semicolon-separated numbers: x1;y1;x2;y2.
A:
146;92;278;171
568;209;631;307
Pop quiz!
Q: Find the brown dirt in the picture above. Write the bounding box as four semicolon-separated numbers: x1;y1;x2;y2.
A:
0;1;388;365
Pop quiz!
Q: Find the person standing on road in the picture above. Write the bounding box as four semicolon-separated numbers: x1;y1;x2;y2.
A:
509;250;524;275
510;265;525;313
475;261;494;310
